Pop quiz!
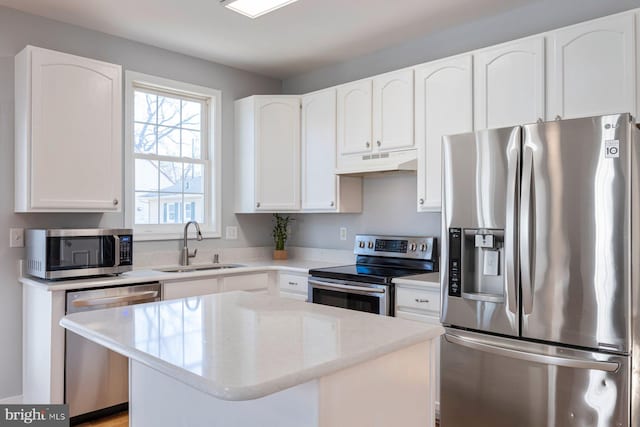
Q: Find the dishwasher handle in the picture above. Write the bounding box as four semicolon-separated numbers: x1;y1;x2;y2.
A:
71;290;159;308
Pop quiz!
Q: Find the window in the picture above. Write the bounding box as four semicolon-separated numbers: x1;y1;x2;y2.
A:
125;72;221;240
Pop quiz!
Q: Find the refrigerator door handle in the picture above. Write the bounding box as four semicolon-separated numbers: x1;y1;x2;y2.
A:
520;144;534;315
445;333;619;372
505;131;520;314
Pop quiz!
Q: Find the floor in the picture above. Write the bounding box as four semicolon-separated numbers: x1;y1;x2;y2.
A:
75;412;128;427
76;411;437;426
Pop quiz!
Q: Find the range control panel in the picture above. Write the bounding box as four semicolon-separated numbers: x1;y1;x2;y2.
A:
354;234;436;260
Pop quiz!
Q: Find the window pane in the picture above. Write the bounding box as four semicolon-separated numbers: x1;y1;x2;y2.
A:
135;159;159;192
134;91;157;125
135;192;158;225
159;161;183;192
134;123;156;154
182;129;201;159
183;163;203;193
158;95;181;127
159;194;183;224
182;100;201;131
184;194;204;223
157;126;181;157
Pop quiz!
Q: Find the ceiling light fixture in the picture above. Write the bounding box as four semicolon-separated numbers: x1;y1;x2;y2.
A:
221;0;300;19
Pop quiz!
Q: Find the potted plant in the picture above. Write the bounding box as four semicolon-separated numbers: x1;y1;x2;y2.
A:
272;213;293;260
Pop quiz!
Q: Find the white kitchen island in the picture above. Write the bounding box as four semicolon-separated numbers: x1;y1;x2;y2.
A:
60;291;443;427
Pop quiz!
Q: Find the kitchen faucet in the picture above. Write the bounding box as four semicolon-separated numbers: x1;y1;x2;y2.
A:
181;221;203;266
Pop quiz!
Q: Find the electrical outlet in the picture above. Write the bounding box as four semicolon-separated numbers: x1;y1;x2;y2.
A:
225;226;238;240
339;227;347;241
10;228;24;248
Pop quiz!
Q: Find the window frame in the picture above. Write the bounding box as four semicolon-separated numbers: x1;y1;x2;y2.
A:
124;71;222;241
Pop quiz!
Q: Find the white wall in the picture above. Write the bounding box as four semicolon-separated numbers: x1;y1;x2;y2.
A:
0;5;280;399
282;0;640;251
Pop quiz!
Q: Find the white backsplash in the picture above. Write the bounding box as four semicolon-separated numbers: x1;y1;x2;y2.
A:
133;246;355;268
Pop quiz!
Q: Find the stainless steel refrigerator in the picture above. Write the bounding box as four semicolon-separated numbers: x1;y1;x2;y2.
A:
440;113;640;427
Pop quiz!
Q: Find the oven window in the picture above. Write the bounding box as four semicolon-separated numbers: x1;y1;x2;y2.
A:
46;236;116;270
312;288;382;315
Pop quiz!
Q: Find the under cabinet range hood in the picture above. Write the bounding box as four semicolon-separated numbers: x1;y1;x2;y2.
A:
335;150;417;176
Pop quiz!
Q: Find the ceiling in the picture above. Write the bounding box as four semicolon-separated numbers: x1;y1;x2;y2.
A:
0;0;540;79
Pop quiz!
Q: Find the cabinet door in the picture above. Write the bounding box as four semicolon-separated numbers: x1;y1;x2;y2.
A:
415;55;473;212
337;80;372;156
254;97;300;211
29;47;122;211
221;273;269;292
474;37;545;129
163;278;219;300
548;12;636;120
373;69;414;151
301;90;337;211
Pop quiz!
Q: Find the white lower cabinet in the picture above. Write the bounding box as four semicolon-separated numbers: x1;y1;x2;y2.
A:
162;278;219;301
278;272;309;301
221;272;270;293
395;283;441;412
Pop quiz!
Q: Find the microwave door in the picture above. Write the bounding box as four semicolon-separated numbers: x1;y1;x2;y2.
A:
47;235;117;271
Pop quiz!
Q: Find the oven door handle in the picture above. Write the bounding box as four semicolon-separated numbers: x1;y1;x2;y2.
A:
308;279;386;295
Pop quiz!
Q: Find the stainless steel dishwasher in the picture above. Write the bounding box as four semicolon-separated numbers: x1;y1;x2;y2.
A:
65;282;161;421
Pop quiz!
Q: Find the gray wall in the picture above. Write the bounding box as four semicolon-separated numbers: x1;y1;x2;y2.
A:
283;0;640;251
0;5;280;399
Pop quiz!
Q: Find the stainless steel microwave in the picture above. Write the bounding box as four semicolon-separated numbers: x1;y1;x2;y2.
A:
25;228;133;280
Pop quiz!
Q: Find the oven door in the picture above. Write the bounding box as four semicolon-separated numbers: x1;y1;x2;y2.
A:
308;278;392;315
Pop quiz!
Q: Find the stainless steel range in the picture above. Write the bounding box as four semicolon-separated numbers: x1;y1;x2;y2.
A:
308;234;438;316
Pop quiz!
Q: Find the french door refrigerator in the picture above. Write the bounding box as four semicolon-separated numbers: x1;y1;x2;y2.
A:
440;113;640;427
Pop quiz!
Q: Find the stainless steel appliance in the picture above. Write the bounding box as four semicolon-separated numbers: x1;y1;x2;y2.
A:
440;113;640;426
65;282;161;421
26;228;133;279
308;234;437;316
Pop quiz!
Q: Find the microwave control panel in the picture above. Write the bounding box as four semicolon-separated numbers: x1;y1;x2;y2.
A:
119;235;133;265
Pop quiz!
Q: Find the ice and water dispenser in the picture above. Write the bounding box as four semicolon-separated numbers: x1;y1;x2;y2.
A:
448;228;505;303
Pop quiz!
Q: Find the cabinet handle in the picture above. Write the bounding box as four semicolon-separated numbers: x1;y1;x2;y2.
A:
419;198;424;205
256;202;261;208
415;298;430;303
288;281;298;286
330;201;335;207
365;141;370;148
376;140;381;147
113;198;119;206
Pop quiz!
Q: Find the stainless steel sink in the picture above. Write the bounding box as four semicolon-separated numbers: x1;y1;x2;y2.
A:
154;264;245;273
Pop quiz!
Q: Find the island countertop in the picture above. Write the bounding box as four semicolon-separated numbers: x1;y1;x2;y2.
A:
60;291;443;401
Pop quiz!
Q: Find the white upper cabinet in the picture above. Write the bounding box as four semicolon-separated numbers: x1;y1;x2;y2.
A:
373;69;414;151
336;70;417;173
415;55;473;212
234;96;301;213
474;36;545;130
547;12;636;120
301;89;362;213
15;45;122;212
337;80;373;156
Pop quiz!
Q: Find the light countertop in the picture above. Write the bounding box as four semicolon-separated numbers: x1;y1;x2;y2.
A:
19;259;341;292
393;272;440;288
60;291;443;401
